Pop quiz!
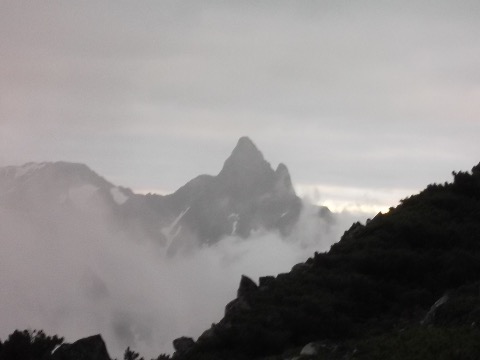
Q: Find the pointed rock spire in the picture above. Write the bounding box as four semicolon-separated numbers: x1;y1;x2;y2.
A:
224;136;265;166
274;162;296;197
217;137;272;185
233;136;261;154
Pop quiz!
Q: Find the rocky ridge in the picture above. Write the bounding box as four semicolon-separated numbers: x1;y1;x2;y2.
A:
0;137;327;254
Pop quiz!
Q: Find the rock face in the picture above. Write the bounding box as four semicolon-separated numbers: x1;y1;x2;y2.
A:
224;275;258;318
163;136;304;254
51;335;111;360
237;275;258;298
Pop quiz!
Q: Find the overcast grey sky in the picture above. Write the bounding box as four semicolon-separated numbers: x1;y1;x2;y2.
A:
1;1;479;213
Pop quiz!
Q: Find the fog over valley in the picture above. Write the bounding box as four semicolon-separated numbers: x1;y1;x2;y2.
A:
0;138;364;358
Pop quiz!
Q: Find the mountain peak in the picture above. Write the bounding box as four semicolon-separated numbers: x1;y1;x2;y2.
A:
236;136;256;147
230;136;264;160
218;137;269;179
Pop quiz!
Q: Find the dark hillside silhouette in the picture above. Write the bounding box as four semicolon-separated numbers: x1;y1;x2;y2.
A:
171;162;480;359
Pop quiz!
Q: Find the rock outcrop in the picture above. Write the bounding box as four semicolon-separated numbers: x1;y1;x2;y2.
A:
237;275;258;298
51;335;111;360
172;337;194;358
165;136;304;252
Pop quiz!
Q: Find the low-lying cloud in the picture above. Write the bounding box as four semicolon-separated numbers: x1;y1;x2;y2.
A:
0;199;365;359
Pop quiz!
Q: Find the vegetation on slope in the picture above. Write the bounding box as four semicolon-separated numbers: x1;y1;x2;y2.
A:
177;163;480;359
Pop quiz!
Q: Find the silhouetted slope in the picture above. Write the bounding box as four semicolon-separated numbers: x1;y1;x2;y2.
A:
172;162;480;359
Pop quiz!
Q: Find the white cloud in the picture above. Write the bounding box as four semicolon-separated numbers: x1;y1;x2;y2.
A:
0;197;357;358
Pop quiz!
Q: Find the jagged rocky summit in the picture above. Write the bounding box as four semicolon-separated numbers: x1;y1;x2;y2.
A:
0;137;327;254
161;136;303;254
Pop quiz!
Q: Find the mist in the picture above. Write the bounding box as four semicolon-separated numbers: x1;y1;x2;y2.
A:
0;194;366;359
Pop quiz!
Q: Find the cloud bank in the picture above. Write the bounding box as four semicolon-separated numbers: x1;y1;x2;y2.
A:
0;198;362;358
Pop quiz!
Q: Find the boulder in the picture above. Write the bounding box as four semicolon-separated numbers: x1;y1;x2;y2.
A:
51;335;111;360
237;275;258;298
172;336;194;357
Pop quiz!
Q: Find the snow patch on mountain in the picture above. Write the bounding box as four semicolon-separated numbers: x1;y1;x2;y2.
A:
162;207;191;245
228;213;240;235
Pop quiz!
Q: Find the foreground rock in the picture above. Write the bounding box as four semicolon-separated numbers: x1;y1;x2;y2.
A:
52;335;111;360
172;337;195;358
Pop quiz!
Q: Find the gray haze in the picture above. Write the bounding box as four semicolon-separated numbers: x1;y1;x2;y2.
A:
1;1;480;212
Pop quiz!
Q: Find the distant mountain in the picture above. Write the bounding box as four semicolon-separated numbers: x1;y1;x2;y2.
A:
0;137;328;253
0;161;149;244
157;136;304;254
0;161;132;211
